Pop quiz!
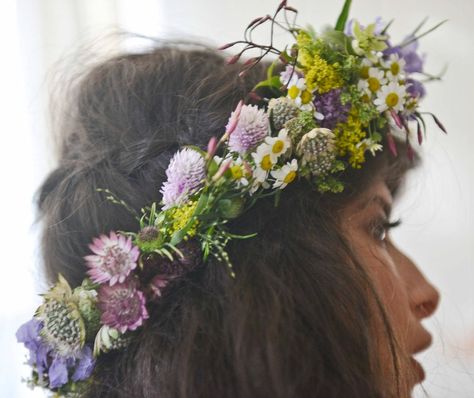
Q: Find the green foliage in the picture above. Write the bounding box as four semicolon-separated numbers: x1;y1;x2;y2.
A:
335;0;353;32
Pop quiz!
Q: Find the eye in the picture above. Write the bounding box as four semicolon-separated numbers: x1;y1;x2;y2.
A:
372;218;401;243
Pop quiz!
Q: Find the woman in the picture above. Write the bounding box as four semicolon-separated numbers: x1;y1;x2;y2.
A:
18;4;443;397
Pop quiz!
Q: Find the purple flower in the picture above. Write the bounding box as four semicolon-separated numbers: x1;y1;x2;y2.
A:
312;88;350;130
98;279;149;333
72;346;95;382
228;104;269;155
160;148;206;210
48;356;71;388
384;36;424;73
279;65;300;87
406;78;426;99
85;231;139;286
16;318;50;378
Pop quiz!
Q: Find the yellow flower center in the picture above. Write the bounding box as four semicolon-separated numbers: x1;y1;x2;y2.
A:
390;62;400;76
288;85;300;100
283;170;297;184
230;165;243;180
385;92;400;108
368;77;381;92
272;140;284;154
300;90;312;104
360;66;370;79
260;154;273;171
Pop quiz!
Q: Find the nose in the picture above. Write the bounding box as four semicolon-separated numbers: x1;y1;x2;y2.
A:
388;243;440;320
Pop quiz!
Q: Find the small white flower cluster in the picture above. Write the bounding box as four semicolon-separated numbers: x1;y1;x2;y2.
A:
250;128;297;190
357;54;410;114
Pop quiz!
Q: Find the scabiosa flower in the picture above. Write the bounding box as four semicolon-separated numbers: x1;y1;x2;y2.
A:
98;279;148;333
312;88;350;130
296;128;337;176
268;97;299;131
85;232;139;286
160;148;206;209
228;104;269;154
36;275;86;358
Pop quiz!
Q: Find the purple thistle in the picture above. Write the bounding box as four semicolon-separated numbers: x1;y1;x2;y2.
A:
312;88;350;130
160;148;206;210
85;231;139;286
228;104;269;155
98;279;149;333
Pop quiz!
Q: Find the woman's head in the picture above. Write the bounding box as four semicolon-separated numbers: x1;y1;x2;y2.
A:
37;44;438;397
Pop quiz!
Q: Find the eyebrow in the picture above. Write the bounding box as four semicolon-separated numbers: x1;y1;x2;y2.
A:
357;194;393;216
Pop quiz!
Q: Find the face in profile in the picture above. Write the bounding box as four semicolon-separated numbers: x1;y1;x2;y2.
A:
340;178;440;392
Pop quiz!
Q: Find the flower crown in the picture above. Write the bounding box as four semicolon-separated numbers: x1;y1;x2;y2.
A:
17;1;446;396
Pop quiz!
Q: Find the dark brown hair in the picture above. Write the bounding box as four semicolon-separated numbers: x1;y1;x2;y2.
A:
37;44;415;397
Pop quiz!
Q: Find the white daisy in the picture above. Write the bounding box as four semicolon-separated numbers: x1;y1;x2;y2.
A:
358;138;383;156
384;54;406;82
271;159;298;189
359;58;373;80
287;77;314;111
251;143;275;183
374;81;407;112
264;129;291;161
229;157;250;187
366;67;387;94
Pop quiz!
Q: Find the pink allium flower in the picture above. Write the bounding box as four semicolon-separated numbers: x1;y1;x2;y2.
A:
98;279;149;333
85;232;139;286
228;104;269;155
160;148;206;210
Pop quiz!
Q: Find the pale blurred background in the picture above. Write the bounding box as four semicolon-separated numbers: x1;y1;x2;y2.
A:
1;0;473;396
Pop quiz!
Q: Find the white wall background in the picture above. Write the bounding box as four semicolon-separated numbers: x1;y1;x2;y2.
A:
2;0;473;397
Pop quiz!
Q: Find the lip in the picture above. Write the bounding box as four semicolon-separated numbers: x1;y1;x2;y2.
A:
410;357;426;383
412;330;433;355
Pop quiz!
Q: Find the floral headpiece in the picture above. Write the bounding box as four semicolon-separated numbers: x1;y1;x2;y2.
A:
17;1;446;396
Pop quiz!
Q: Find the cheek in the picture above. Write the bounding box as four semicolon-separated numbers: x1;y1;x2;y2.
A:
369;253;411;337
352;236;412;345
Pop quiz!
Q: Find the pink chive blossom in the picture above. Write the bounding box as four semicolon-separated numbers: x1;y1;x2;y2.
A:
160;148;206;210
98;279;149;333
228;104;269;155
85;232;139;286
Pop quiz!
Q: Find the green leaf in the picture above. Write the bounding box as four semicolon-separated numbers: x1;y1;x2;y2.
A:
184;145;207;157
335;0;353;32
254;75;282;90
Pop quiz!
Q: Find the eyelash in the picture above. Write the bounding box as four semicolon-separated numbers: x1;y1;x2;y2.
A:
372;218;402;242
